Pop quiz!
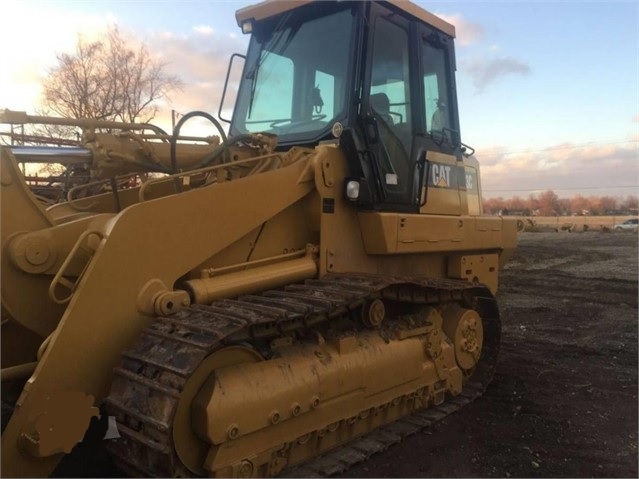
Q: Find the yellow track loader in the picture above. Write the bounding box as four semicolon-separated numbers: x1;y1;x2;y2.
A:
1;0;517;476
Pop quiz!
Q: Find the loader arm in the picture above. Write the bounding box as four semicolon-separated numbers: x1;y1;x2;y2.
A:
1;147;119;337
1;151;316;477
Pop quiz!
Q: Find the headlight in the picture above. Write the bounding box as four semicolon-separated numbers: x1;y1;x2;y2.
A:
346;180;360;200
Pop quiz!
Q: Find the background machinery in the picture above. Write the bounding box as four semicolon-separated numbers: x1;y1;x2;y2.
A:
1;0;517;476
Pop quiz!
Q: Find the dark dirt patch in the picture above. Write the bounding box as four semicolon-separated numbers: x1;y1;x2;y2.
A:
338;232;638;478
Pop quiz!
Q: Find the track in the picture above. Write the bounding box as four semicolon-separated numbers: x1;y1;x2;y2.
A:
104;274;500;477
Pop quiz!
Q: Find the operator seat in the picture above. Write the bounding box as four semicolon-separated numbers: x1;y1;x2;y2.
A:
370;93;394;125
368;92;410;186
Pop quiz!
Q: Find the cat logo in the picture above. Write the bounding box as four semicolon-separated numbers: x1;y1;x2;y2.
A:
431;163;451;188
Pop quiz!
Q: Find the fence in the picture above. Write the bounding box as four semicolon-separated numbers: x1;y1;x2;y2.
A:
511;215;636;232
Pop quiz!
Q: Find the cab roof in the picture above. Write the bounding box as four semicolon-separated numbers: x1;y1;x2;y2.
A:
235;0;456;38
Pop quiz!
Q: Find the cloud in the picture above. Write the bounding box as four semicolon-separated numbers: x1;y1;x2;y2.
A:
478;141;638;198
0;2;248;138
192;25;215;36
436;13;484;46
147;31;248;115
0;3;117;111
465;56;531;93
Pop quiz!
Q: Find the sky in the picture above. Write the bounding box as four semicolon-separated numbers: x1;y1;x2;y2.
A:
1;0;637;200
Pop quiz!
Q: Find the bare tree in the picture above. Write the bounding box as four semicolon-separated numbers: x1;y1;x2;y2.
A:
483;193;638;216
619;195;639;212
41;26;182;124
537;190;560;216
595;196;619;215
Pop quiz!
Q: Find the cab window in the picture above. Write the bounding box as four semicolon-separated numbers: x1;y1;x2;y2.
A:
422;37;454;138
368;16;412;194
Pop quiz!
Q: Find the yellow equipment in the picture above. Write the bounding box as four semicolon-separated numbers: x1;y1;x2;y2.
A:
1;1;517;476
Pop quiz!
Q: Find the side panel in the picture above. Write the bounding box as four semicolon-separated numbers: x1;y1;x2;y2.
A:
357;212;514;255
463;155;482;216
420;150;462;216
314;145;516;289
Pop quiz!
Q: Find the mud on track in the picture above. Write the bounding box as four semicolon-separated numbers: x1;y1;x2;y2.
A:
340;232;638;478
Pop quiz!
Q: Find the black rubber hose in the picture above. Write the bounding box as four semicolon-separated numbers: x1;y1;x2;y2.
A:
170;111;228;173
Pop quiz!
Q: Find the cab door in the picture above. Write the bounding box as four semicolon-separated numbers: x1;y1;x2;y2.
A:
362;3;420;212
362;3;464;215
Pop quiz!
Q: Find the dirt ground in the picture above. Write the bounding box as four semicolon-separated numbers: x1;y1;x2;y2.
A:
339;231;638;478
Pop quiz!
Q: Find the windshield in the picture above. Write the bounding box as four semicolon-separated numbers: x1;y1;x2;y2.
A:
230;4;356;143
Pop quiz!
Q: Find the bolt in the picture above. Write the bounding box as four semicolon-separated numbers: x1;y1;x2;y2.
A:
228;424;239;440
237;460;253;478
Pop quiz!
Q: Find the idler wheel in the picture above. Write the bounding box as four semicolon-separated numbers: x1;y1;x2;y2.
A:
441;305;483;372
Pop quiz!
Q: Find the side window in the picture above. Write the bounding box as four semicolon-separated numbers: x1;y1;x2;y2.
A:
369;16;412;192
246;53;294;132
424;73;441;131
370;18;412;141
422;40;453;136
370;82;408;128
